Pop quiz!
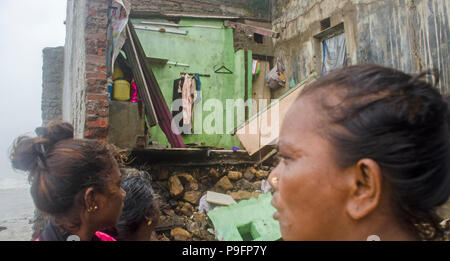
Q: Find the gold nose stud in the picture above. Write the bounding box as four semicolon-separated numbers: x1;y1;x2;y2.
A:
271;177;279;185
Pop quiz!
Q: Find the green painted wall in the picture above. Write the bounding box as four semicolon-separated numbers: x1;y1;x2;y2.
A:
132;18;252;149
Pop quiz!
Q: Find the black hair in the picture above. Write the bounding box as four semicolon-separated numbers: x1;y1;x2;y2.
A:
115;170;160;240
10;120;116;227
301;64;450;240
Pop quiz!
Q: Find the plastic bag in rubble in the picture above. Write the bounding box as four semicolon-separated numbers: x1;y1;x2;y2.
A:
198;194;212;213
265;57;286;89
261;179;273;193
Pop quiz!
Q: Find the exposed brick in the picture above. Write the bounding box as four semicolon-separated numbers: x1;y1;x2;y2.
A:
86;118;108;128
86;72;107;80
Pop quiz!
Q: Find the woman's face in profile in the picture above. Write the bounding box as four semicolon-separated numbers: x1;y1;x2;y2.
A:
268;96;352;240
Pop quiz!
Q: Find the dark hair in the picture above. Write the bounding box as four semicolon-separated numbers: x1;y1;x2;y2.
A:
115;170;160;240
301;64;450;240
10;121;117;226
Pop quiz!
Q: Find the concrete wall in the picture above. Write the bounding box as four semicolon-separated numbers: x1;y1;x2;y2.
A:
42;47;64;126
271;0;450;96
129;0;271;20
63;0;88;138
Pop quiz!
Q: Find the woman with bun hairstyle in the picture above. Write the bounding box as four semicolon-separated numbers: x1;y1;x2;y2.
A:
10;121;126;241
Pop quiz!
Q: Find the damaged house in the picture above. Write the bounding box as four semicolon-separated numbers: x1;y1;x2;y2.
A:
41;0;449;240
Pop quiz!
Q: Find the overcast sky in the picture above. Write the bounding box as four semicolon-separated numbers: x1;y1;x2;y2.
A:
0;0;67;180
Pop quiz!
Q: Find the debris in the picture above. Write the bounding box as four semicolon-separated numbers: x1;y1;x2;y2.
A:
176;173;199;191
235;179;253;190
206;191;237;206
214;176;233;192
261;179;272;193
255;170;269;180
170;227;192;241
251;181;262;191
198;194;213;213
168;175;184;197
183;191;202;205
158;167;169;180
163;209;175;217
209;168;222;178
180;202;194;216
227;171;243;181
243;167;256;181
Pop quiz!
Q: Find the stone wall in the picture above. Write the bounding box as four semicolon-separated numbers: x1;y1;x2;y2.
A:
42;47;64;126
270;0;450;96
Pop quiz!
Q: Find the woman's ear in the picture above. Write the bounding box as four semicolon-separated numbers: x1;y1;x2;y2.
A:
84;187;97;212
346;159;382;220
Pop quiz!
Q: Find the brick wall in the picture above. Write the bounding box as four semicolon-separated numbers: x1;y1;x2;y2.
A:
84;0;109;141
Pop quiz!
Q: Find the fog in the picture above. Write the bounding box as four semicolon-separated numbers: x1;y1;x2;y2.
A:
0;0;66;185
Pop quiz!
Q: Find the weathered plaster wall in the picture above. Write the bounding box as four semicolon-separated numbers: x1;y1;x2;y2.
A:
271;0;450;95
63;0;87;138
129;0;271;20
42;47;64;126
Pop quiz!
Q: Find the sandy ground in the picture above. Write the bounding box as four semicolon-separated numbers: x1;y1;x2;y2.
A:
0;187;34;241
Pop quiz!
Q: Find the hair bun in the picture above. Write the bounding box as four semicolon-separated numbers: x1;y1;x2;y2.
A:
39;121;74;145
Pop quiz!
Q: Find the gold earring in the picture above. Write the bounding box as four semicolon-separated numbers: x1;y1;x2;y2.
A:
147;220;152;227
93;206;98;211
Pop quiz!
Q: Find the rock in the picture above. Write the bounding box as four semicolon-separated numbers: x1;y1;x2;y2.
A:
244;168;255;181
156;233;171;241
0;226;7;232
214;176;233;192
168;176;184;197
228;190;252;201
255;170;269;180
176;173;199;191
252;181;262;191
252;192;261;199
180;202;194;216
170;227;192;241
227;171;243;181
159;167;169;180
183;191;202;205
163;209;175;217
235;179;253;191
169;199;179;208
209;168;222;178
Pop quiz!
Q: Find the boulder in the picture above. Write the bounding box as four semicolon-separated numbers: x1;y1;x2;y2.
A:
170;227;192;241
214;176;233;192
227;171;243;181
168;176;184;197
183;191;202;205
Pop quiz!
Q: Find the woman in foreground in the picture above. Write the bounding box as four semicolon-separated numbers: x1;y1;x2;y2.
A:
269;65;450;241
10;121;126;241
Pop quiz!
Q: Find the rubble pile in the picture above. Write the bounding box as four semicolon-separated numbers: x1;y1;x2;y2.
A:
140;165;272;241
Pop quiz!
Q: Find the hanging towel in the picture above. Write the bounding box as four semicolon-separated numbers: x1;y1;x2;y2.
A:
182;74;193;126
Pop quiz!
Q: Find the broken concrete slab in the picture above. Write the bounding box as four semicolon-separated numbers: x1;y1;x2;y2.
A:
207;193;281;241
206;191;237;206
